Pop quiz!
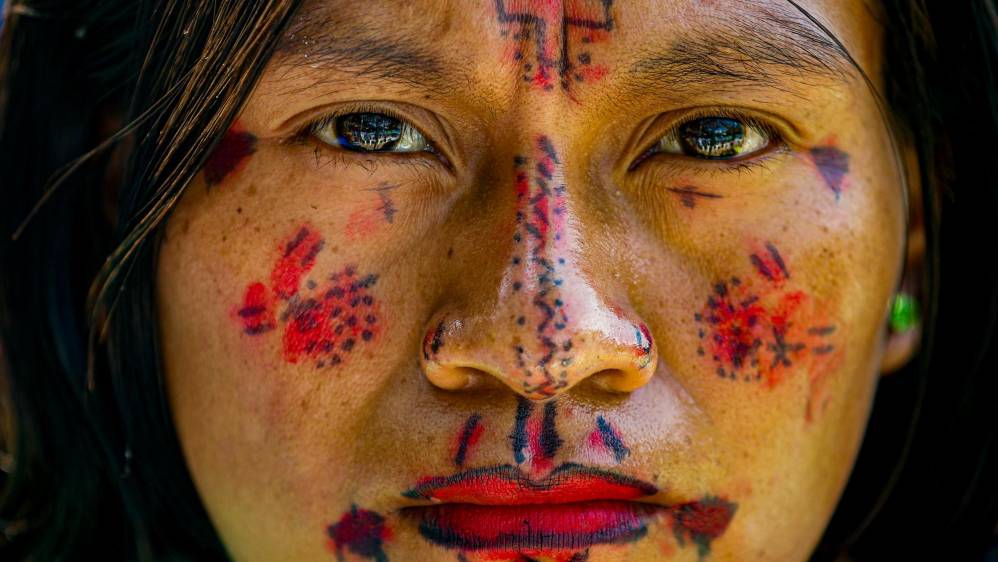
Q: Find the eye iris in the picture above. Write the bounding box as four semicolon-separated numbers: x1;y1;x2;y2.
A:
337;113;402;151
681;117;746;158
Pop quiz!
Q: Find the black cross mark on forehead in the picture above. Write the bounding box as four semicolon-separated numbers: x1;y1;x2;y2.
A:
496;0;614;92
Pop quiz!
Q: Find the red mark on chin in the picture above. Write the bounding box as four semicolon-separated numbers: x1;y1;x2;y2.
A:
236;224;381;368
669;496;738;558
204;124;257;187
462;549;590;561
327;506;391;561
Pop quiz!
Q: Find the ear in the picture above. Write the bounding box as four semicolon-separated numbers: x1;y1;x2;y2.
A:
879;142;925;375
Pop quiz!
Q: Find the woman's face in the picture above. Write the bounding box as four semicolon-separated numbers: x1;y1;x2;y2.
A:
157;1;912;560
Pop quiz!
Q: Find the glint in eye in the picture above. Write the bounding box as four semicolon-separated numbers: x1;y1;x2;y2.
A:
312;112;433;153
657;116;772;160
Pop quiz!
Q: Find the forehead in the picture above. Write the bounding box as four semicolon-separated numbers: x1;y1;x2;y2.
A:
274;0;881;99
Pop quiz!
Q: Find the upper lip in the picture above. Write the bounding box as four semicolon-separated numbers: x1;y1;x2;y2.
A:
402;462;659;506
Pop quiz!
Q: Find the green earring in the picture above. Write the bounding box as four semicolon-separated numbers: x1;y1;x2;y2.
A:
889;292;920;333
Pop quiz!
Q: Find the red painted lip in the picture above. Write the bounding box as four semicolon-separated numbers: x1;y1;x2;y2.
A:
411;501;659;552
403;464;663;552
402;463;658;505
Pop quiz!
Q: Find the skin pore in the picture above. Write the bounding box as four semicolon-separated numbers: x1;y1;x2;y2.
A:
156;0;915;560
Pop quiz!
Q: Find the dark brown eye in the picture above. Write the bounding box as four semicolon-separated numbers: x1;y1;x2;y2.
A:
312;112;431;153
658;116;771;159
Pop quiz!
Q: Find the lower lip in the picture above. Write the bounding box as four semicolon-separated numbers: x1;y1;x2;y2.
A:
409;501;660;551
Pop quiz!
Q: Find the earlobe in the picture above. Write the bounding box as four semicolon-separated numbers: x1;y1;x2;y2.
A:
880;143;926;376
879;295;922;375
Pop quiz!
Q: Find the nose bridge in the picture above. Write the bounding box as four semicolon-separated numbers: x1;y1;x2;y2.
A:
510;134;574;395
421;134;656;400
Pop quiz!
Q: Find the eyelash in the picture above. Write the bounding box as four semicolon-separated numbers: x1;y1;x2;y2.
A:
295;105;784;174
629;108;784;173
293;103;447;167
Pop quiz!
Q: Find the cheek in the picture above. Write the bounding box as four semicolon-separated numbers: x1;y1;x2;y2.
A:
693;241;841;422
234;223;384;368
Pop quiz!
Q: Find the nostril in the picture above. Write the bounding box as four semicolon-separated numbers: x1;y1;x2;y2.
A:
423;364;474;391
590;367;652;393
423;363;504;392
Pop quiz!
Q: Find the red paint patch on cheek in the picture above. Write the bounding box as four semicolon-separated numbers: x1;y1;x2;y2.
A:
271;226;324;299
236;224;383;369
237;282;276;335
281;267;381;365
203;123;257;187
696;242;840;398
345;207;381;241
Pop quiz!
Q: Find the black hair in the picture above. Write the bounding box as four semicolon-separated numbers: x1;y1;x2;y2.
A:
0;1;995;561
0;1;303;560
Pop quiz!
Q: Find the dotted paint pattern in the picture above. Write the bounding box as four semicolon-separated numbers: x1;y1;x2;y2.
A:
509;136;575;399
237;224;381;368
695;243;837;393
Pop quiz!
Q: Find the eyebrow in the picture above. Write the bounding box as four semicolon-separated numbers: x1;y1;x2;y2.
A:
626;9;855;92
272;6;452;93
273;3;855;96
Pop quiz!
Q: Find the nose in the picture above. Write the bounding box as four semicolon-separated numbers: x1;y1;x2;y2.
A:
420;135;658;400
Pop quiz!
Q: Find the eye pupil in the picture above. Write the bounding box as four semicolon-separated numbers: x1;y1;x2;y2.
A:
337;113;402;151
681;117;746;159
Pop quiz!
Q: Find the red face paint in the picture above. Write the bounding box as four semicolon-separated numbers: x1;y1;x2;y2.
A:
508;398;563;475
236;224;382;368
271;226;323;299
669;497;738;556
422;320;446;361
203;123;257;187
413;501;656;552
281;266;381;364
327;506;391;561
588;415;629;464
403;463;657;506
495;0;614;94
696;242;838;391
238;282;275;335
453;414;485;468
509;137;574;398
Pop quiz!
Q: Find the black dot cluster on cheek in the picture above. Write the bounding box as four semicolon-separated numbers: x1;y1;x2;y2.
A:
694;276;766;382
279;266;380;369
